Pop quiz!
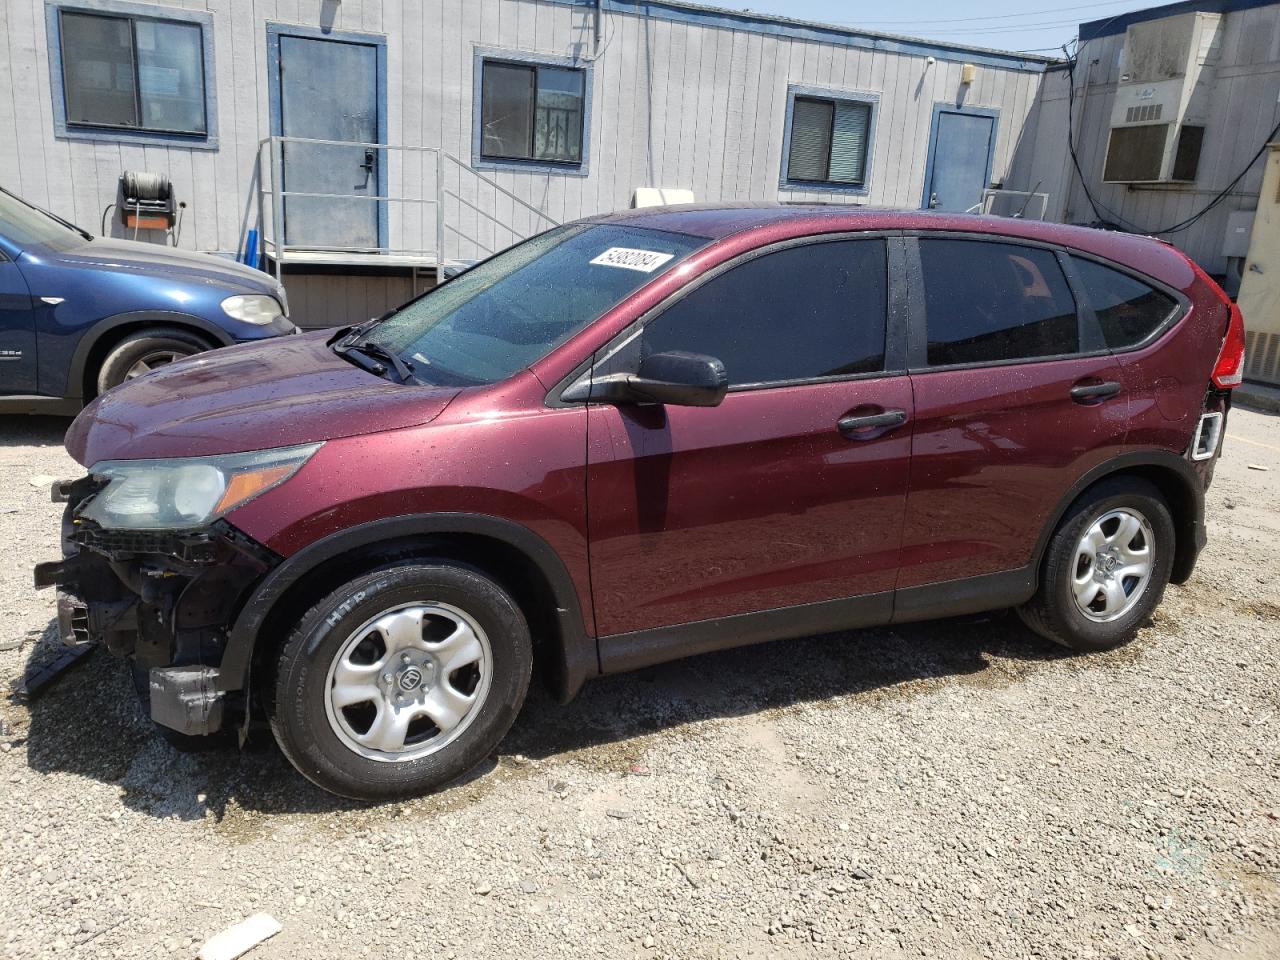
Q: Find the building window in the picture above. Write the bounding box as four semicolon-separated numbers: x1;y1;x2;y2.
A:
49;3;215;145
784;91;875;190
480;59;585;165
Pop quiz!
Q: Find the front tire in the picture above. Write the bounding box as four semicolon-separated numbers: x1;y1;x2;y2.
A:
1018;477;1175;652
96;327;213;395
269;562;532;801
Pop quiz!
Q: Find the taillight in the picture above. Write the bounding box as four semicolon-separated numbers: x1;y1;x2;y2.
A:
1182;251;1245;390
1212;300;1246;389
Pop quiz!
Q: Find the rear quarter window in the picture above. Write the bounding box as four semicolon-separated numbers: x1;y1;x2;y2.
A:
1069;255;1178;350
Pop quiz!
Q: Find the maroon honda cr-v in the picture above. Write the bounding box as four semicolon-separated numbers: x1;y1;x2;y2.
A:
37;205;1245;800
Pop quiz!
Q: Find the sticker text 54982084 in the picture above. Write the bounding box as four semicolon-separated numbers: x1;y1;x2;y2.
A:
589;247;676;273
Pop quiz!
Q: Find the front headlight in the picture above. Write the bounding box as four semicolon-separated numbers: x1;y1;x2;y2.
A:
221;294;285;325
78;443;321;530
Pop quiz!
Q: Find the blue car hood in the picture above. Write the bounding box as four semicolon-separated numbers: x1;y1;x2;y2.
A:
48;238;277;295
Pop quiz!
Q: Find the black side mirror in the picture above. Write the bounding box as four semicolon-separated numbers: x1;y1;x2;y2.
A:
563;350;728;407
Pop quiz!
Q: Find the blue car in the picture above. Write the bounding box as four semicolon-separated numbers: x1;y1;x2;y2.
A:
0;187;296;414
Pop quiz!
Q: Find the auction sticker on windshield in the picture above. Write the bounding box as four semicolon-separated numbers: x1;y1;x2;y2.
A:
589;247;676;272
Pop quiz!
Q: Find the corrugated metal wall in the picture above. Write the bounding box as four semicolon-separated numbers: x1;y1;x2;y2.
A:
1012;4;1280;275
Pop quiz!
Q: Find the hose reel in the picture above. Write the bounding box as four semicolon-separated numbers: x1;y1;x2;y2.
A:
119;171;176;230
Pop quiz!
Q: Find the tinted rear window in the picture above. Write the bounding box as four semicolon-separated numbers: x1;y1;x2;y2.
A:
920;239;1079;366
1069;255;1178;350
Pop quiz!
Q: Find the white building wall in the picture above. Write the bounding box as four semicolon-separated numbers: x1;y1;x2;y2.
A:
1;0;1051;322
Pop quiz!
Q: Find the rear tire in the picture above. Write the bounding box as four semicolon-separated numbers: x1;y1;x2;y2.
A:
1018;477;1175;652
95;327;213;395
269;562;532;801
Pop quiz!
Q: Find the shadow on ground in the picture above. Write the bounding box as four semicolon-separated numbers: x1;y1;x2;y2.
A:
15;610;1070;822
0;416;74;449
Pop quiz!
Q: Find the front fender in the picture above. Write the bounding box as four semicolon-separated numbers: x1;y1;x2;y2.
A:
60;311;236;400
217;512;597;707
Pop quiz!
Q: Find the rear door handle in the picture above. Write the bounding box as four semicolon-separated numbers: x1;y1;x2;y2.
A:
1070;381;1121;403
838;409;908;438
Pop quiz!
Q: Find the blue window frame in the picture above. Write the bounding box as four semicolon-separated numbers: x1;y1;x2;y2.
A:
45;0;217;148
472;49;592;176
780;84;879;194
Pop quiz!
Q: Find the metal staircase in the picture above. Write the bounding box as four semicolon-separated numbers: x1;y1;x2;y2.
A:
250;136;559;280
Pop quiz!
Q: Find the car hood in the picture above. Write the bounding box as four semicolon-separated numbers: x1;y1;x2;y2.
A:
65;331;461;464
50;238;277;294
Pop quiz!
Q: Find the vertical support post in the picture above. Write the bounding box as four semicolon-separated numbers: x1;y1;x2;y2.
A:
271;136;286;281
436;149;446;282
255;142;266;270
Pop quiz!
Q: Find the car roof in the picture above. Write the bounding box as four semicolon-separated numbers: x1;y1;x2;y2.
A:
585;203;1192;289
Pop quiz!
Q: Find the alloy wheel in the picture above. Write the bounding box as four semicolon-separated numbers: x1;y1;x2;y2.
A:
323;602;493;762
125;349;187;379
1070;507;1155;623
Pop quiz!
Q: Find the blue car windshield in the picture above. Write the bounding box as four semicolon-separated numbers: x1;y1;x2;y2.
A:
366;223;708;387
0;189;87;251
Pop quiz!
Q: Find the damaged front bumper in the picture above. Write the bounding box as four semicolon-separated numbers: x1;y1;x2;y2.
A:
34;477;280;736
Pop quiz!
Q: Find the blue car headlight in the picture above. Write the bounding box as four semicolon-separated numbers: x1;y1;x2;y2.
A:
221;294;285;325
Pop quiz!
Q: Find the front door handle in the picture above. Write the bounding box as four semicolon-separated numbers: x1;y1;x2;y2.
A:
360;149;375;184
838;409;908;438
1070;380;1121;404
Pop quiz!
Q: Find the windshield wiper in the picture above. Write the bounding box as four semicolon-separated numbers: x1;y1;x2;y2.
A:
328;318;377;348
333;338;417;384
1;186;92;240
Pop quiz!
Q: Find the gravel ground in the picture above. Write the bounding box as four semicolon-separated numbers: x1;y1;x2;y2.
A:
1;408;1278;960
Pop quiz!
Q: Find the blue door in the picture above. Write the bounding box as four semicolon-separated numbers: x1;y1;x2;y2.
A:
923;108;997;213
0;260;36;393
273;31;382;251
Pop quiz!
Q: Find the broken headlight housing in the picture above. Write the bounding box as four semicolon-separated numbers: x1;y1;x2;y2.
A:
78;443;321;530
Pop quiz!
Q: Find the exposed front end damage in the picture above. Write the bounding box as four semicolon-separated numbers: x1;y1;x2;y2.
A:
33;477;279;736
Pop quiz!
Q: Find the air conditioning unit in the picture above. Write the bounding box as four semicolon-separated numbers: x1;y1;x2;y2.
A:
1102;12;1223;184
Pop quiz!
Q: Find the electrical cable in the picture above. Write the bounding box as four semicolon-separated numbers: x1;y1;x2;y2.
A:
1062;25;1280;236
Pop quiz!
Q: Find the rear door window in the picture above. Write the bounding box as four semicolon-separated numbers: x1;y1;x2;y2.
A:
1069;255;1178;350
919;239;1079;366
641;239;888;387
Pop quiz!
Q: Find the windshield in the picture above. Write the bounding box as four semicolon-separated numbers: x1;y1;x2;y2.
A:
365;223;708;386
0;189;87;251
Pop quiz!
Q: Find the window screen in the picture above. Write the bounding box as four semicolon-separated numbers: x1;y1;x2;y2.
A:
480;60;585;164
1070;256;1178;349
787;95;871;187
920;240;1079;366
641;240;887;386
1103;124;1168;182
59;11;207;135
